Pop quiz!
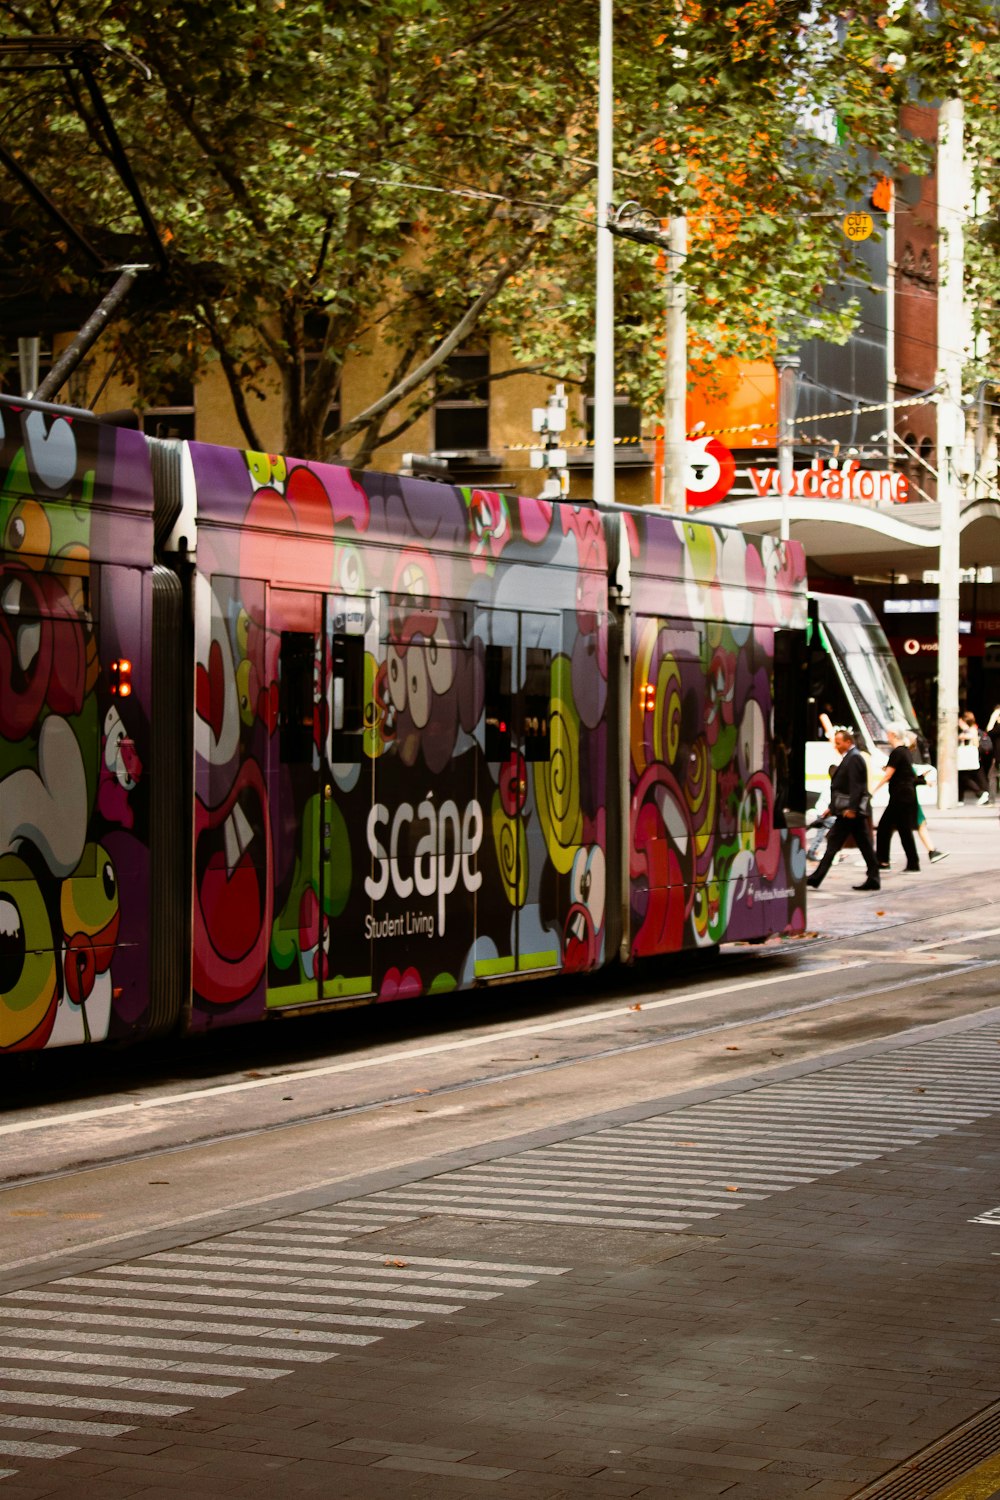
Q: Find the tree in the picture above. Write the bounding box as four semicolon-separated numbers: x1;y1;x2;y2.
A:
0;0;995;462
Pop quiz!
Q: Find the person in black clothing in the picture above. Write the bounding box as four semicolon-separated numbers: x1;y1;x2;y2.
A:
806;727;881;891
873;723;920;872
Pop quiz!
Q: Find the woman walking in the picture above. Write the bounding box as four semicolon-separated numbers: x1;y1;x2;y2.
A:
873;723;920;871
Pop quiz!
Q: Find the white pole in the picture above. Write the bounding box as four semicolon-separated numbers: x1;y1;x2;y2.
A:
662;215;687;510
776;354;800;543
936;98;965;810
593;0;615;504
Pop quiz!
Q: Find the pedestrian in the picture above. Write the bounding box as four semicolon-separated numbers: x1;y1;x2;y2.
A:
872;723;920;872
906;735;948;863
806;726;881;891
987;705;1000;800
958;711;990;803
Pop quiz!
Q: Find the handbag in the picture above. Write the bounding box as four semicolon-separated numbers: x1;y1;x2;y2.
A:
957;744;979;772
831;790;871;817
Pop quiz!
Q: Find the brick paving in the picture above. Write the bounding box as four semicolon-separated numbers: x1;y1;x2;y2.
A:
1;1013;999;1497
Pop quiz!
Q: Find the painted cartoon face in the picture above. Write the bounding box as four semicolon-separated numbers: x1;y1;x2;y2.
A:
193;758;273;1007
466;489;511;572
384;623;458;768
564;843;606;972
0;566;87;740
245;451;287;491
0;852;57;1050
60;844;120;1003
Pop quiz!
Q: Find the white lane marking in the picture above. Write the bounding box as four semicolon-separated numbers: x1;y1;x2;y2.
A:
0;961;868;1140
56;1276;462;1317
196;1238;569;1275
0;1306;371;1346
113;1262;502;1301
453;1163;810;1187
0;1414;131;1437
7;1289;420;1332
920;926;1000;949
1;1324;330;1362
0;1366;240;1399
336;1202;695;1231
179;1242;554;1278
0;1345;290;1380
0;1391;190;1416
373;1181;750;1210
0;1439;78;1459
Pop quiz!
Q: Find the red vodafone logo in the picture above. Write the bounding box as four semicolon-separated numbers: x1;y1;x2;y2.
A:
685;436;736;509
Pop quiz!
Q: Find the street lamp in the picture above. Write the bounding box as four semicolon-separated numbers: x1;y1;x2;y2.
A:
607;204;687;510
593;0;616;505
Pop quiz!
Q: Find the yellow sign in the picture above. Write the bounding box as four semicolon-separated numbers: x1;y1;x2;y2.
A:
843;211;874;242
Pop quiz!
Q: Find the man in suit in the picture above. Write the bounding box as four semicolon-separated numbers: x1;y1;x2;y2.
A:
806;727;881;892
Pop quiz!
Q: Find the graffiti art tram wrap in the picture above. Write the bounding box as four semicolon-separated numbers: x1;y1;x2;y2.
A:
0;396;809;1051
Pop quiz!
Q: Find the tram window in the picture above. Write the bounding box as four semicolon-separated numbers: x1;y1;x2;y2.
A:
523;647;551;762
279;631;316;764
330;631;364;762
485;644;512;760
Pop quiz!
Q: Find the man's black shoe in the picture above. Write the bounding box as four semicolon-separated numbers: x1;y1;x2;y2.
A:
806;875;822;888
852;879;880;891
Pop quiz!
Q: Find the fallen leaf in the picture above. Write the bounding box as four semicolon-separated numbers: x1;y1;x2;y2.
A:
875;910;886;917
629;1002;642;1012
414;1088;431;1094
726;1185;740;1192
770;1050;784;1057
726;1045;740;1051
385;1259;408;1268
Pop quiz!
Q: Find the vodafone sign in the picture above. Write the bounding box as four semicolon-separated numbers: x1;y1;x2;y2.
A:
685;436;736;508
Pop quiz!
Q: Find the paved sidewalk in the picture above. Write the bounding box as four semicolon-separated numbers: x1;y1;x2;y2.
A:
1;1010;999;1498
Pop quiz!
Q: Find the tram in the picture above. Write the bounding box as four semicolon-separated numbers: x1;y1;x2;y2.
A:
0;395;810;1051
805;592;929;809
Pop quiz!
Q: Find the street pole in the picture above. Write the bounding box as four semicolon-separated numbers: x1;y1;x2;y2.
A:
662;215;687;510
593;0;616;504
775;352;800;543
936;98;965;810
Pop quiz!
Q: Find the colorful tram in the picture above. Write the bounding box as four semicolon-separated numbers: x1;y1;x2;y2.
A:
0;396;810;1052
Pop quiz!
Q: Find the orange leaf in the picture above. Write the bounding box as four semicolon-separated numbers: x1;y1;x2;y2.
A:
726;1045;740;1051
629;1002;642;1012
385;1259;408;1268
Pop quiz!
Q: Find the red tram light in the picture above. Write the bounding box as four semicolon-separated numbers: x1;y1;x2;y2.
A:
110;658;133;697
640;682;656;713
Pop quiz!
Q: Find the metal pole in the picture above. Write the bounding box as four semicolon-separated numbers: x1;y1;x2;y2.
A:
18;337;39;398
775;353;800;543
936;98;965;810
34;266;146;404
662;215;687;510
592;0;615;504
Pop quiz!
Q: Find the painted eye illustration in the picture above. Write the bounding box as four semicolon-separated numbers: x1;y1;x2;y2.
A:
387;646;407;713
425;631;454;695
0;853;57;1049
407;649;430;729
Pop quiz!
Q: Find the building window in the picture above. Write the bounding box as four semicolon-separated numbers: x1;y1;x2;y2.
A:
433;348;490;452
584;395;643;441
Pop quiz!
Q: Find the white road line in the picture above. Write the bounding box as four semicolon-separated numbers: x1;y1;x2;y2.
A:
6;1289;420;1332
0;1367;240;1399
452;1164;807;1189
0;1346;290;1380
0;1413;131;1437
0;1439;78;1459
116;1262;501;1300
372;1181;750;1210
56;1275;462;1317
0;1391;190;1416
335;1202;697;1231
0;1324;330;1362
0;961;868;1140
149;1251;533;1289
0;1306;374;1346
194;1230;566;1278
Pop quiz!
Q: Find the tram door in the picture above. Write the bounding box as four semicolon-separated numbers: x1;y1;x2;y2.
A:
270;590;372;1008
475;607;560;979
